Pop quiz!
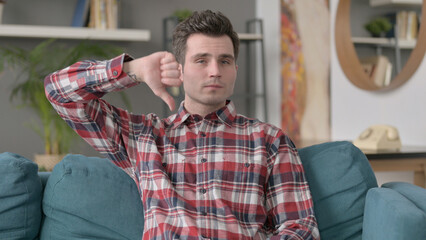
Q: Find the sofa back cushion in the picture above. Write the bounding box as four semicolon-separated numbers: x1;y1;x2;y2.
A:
0;152;42;240
40;154;144;240
298;141;378;240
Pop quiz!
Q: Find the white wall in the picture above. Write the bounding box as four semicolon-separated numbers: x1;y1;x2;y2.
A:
255;0;281;127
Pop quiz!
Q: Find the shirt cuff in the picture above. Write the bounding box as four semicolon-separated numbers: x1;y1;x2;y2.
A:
107;53;139;89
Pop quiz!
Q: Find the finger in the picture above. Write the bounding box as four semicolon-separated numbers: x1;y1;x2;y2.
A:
164;93;176;111
161;61;180;70
155;88;176;111
161;78;182;87
161;69;180;78
160;52;177;64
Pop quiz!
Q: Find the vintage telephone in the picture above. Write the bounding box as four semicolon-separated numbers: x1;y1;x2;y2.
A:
353;125;402;151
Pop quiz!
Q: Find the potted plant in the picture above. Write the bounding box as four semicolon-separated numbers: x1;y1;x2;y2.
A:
172;9;193;22
0;39;127;170
364;17;392;37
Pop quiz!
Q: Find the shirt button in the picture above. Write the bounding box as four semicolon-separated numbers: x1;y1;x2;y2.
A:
200;132;206;137
245;163;251;168
201;158;207;163
162;162;167;167
201;188;207;194
112;70;118;76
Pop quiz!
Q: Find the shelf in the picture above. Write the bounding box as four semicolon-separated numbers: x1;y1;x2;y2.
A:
0;24;260;42
352;37;416;49
238;33;263;41
0;24;151;41
369;0;422;7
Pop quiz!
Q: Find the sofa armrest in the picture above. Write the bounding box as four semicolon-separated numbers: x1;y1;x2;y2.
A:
362;183;426;240
382;182;426;212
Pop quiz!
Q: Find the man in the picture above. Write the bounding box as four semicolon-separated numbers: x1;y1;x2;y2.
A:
45;10;319;240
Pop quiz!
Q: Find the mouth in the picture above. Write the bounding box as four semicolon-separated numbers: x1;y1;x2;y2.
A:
204;84;223;89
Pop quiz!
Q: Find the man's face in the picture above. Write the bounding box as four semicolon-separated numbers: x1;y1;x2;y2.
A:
180;34;238;114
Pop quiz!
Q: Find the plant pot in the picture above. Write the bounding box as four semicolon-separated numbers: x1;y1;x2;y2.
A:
34;154;65;171
371;32;386;38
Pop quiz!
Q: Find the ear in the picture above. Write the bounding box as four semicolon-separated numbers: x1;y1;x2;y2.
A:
179;64;184;82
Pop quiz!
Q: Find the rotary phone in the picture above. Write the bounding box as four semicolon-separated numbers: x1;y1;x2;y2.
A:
353;125;402;151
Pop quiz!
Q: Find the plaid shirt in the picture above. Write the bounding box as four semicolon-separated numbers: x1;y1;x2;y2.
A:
45;54;319;240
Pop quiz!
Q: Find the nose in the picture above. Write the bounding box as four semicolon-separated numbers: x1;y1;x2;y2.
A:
208;62;221;78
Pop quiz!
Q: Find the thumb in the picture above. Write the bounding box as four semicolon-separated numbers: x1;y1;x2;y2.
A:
156;88;176;111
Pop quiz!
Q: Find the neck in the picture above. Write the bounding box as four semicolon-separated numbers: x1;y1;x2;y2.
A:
184;101;226;117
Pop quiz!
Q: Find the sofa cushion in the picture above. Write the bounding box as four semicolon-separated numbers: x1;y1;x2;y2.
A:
298;141;378;240
363;186;426;239
40;154;144;240
382;181;426;213
0;152;42;240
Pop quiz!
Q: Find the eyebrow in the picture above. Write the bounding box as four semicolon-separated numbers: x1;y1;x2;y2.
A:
191;53;235;61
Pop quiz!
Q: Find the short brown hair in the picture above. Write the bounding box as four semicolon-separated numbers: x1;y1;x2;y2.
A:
172;10;240;64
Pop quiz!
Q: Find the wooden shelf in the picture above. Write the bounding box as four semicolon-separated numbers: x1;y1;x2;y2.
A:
352;37;417;49
369;0;422;7
0;24;151;41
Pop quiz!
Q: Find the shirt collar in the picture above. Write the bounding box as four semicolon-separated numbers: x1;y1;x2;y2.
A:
170;100;236;129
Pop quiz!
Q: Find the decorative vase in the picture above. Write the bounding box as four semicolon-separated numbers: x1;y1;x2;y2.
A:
34;154;65;171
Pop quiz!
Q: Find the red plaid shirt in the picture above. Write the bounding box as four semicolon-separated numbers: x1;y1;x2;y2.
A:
45;54;319;240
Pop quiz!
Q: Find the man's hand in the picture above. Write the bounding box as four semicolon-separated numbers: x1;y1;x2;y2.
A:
123;52;182;111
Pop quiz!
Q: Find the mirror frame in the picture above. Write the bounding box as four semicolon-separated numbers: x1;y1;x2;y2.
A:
335;0;426;91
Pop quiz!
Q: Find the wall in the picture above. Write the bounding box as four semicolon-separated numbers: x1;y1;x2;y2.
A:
0;0;256;159
255;0;281;128
330;0;426;184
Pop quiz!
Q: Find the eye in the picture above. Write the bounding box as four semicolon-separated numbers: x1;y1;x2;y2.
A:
195;59;206;64
220;57;234;65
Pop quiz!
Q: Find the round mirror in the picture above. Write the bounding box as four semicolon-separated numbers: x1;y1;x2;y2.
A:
335;0;426;91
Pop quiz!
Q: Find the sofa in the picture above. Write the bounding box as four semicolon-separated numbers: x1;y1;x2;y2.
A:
1;141;425;240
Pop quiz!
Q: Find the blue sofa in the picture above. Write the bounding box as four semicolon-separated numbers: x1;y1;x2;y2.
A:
1;141;425;240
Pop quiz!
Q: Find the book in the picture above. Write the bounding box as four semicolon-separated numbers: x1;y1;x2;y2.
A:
384;61;393;86
397;11;407;39
106;0;119;29
99;0;107;29
360;55;392;87
384;11;418;40
88;0;120;29
88;0;97;28
71;0;90;27
406;11;418;40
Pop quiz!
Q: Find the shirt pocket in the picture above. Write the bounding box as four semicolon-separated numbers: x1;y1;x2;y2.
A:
222;153;267;193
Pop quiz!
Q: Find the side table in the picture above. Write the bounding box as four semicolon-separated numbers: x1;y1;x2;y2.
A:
363;146;426;188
